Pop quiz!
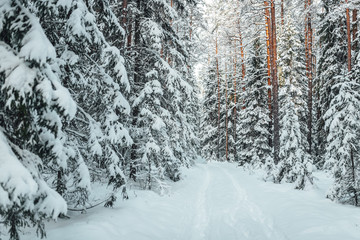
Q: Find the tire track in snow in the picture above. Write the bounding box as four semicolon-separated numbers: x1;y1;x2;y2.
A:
189;164;211;240
205;164;246;240
177;163;289;240
222;167;289;240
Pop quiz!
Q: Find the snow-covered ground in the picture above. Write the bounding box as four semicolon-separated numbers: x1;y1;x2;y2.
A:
22;162;360;240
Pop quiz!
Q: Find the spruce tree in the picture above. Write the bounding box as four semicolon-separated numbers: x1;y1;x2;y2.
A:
34;0;132;207
275;18;313;189
238;36;271;168
0;1;73;238
129;0;199;191
201;60;219;161
277;79;313;189
324;76;360;205
315;0;347;168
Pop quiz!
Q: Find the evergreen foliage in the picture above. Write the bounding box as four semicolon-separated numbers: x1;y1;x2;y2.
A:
315;0;347;167
4;0;360;238
0;0;201;238
324;74;360;205
238;36;271;168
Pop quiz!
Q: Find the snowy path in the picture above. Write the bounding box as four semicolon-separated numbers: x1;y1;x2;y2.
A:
183;165;285;240
23;162;360;240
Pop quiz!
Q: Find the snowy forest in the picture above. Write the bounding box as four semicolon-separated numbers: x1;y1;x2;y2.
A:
0;0;360;239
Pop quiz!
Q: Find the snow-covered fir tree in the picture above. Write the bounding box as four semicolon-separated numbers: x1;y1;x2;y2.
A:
274;17;313;189
238;36;271;168
201;60;220;161
0;1;74;238
128;0;199;191
278;16;309;147
34;0;132;208
6;0;360;238
324;72;360;205
277;79;313;189
315;0;348;168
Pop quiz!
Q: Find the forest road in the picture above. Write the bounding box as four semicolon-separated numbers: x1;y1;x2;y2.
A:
24;161;360;240
180;163;288;240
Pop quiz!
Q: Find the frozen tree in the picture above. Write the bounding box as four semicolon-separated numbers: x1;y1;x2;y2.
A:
0;1;74;238
278;17;309;153
238;36;271;168
315;0;347;167
276;79;313;189
201;60;220;161
31;0;132;207
0;130;67;240
128;0;200;191
274;18;313;189
324;79;360;206
1;0;201;238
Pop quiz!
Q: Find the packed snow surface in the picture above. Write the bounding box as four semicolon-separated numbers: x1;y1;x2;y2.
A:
23;162;360;240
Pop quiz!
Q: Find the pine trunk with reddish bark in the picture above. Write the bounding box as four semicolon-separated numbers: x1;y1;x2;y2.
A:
239;28;246;110
122;0;128;28
305;0;313;154
225;63;229;161
281;0;284;26
353;9;358;49
264;1;273;148
216;34;221;160
233;41;238;160
346;0;358;206
346;1;351;71
269;0;279;164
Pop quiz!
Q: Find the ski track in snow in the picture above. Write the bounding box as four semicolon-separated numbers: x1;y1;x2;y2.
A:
222;167;288;240
189;163;210;240
189;164;287;240
22;162;360;240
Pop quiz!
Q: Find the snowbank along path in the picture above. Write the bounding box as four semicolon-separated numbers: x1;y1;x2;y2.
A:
23;162;360;240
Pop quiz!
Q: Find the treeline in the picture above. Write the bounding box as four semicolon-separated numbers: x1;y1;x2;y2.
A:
201;0;360;205
0;0;200;239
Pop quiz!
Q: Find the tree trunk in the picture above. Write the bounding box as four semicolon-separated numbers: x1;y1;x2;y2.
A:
216;34;221;161
170;0;173;25
121;0;131;51
346;0;357;206
233;40;238;161
127;19;132;49
269;0;279;164
264;1;273;147
305;0;313;154
281;0;284;26
239;28;246;110
130;0;142;181
351;148;358;206
168;0;174;63
225;63;229;161
346;1;352;71
353;9;358;50
122;0;128;28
